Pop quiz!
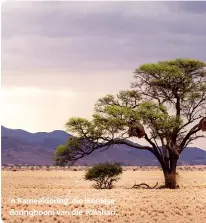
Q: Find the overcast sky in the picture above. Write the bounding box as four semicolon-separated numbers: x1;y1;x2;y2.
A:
1;1;206;149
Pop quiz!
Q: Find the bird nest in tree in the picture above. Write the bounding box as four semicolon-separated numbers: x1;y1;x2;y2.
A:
128;121;146;138
199;117;206;132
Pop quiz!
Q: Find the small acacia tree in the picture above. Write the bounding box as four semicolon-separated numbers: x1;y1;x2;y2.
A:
85;162;123;189
55;58;206;189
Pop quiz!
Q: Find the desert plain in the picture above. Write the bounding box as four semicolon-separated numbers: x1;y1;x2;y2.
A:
1;166;206;223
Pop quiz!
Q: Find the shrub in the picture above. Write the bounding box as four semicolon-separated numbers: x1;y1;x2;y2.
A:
85;162;123;189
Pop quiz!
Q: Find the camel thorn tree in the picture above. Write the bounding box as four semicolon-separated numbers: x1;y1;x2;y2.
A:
54;58;206;189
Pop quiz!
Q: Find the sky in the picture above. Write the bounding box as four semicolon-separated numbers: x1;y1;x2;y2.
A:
1;1;206;149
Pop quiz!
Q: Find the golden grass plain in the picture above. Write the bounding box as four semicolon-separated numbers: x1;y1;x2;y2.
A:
1;168;206;223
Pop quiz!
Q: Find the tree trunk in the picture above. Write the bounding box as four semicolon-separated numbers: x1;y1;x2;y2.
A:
162;158;178;189
164;171;177;189
149;145;179;189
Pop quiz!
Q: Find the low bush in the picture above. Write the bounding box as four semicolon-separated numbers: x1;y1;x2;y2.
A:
85;162;123;189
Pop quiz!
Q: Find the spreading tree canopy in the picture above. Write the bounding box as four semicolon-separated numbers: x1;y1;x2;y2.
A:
54;58;206;189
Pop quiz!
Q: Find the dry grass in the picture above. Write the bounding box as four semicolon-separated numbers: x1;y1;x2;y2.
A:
1;168;206;223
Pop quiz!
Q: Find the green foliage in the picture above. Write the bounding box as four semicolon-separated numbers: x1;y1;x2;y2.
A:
55;58;206;169
54;144;68;166
54;138;82;166
137;101;183;136
94;90;141;113
134;58;206;105
85;162;123;189
65;117;105;139
63;59;205;143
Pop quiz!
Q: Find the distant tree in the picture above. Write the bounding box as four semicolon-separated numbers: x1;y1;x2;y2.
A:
85;162;123;189
54;58;206;189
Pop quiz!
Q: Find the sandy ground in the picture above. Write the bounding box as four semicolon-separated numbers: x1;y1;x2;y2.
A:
1;169;206;223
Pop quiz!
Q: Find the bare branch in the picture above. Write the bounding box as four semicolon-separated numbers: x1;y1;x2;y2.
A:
179;124;201;153
66;137;154;165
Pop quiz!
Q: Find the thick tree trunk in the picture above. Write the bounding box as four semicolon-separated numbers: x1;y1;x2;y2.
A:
148;144;179;189
162;158;178;189
164;171;177;189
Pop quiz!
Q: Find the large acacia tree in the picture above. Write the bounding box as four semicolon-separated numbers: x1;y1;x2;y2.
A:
55;59;206;189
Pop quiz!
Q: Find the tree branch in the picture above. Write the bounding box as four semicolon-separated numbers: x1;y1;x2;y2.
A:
66;138;155;165
112;138;153;152
179;124;201;153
